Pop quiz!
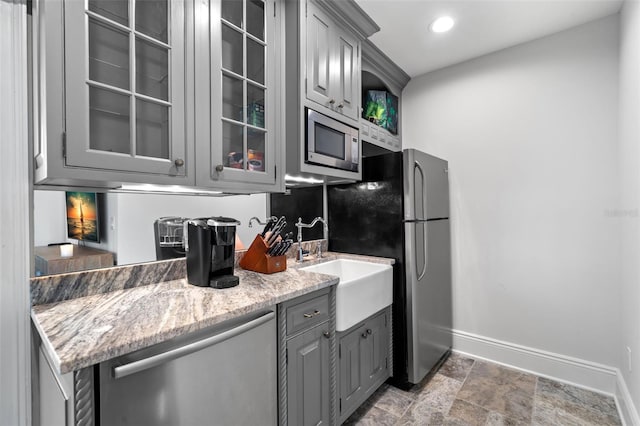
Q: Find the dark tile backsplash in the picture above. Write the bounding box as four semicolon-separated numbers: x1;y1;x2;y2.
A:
270;186;323;241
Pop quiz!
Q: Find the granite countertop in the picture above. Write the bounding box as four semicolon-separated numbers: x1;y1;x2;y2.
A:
31;251;393;375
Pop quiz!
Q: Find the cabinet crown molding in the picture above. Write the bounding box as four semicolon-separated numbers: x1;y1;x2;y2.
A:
312;0;380;39
362;39;411;94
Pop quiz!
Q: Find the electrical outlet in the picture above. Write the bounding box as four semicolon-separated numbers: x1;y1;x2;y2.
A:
627;346;632;372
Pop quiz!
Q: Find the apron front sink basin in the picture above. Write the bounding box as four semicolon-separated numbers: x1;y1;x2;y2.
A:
300;259;393;332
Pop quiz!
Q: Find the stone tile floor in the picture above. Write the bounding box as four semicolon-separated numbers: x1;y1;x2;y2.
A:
344;353;621;426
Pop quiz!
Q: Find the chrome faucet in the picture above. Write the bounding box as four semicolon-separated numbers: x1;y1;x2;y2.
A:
248;216;277;228
295;217;328;262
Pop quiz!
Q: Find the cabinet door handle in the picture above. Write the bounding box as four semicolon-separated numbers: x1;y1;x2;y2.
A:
323;331;330;338
367;329;372;335
303;309;320;318
329;99;335;105
361;332;368;339
338;103;344;109
174;158;185;167
215;164;224;173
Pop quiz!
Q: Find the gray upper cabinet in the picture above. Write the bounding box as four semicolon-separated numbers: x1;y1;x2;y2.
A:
305;2;359;122
34;0;192;187
284;0;378;182
195;0;284;192
33;0;284;192
64;0;187;176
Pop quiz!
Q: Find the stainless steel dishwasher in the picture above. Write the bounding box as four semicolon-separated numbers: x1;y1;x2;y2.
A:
98;309;277;426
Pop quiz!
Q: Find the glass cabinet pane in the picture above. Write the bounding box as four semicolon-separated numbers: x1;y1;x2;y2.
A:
78;0;182;170
222;0;243;28
222;24;243;75
136;99;169;158
89;18;130;90
247;130;265;172
223;122;244;169
135;37;169;101
246;84;264;128
89;0;128;26
217;0;270;175
136;0;168;43
246;0;264;40
246;39;264;84
89;86;130;154
222;74;243;121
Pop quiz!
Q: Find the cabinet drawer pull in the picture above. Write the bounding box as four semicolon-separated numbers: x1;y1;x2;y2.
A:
303;310;320;318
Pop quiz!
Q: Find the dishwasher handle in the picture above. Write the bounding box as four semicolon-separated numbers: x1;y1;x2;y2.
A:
113;310;275;380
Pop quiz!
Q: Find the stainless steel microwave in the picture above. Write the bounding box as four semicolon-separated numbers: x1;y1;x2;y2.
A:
305;108;360;173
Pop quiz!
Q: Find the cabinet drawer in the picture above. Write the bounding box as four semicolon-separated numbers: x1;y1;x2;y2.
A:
286;293;330;336
360;121;370;137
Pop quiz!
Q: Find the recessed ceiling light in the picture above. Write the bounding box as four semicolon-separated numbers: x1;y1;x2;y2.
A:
430;16;455;33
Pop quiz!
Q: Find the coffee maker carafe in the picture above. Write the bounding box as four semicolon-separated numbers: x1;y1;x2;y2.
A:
184;217;241;289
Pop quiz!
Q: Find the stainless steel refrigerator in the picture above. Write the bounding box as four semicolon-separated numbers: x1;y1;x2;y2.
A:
328;148;452;387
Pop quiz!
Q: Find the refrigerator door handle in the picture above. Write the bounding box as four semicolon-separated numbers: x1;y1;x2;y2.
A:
413;159;428;221
417;223;428;281
413;159;429;281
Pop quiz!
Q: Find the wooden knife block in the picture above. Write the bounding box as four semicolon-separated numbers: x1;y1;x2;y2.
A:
239;235;287;274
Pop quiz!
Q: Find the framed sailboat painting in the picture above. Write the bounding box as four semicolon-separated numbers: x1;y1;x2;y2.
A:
65;191;100;242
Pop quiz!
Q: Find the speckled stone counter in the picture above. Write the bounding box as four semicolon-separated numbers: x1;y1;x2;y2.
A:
31;249;393;375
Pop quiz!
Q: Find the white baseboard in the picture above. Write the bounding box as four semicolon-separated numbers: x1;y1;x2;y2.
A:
615;370;640;426
452;329;639;425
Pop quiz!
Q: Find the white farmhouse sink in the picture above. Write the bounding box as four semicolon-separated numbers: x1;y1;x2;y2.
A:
300;259;393;332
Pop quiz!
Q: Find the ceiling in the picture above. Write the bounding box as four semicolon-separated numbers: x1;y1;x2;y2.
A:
354;0;623;77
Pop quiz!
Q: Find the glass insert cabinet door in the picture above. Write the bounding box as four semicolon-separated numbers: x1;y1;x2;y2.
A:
208;0;276;185
64;0;187;176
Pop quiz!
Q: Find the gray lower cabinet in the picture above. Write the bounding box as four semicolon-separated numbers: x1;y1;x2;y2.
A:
34;345;95;426
338;308;391;424
287;323;331;425
278;287;336;426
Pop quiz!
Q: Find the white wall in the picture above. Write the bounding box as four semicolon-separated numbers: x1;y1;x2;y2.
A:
33;190;66;246
618;1;640;419
33;191;268;265
403;16;621;368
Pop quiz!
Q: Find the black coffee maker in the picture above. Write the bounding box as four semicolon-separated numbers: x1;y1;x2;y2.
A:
184;217;241;289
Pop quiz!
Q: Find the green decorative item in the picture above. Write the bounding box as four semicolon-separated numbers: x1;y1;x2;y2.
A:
363;90;398;135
